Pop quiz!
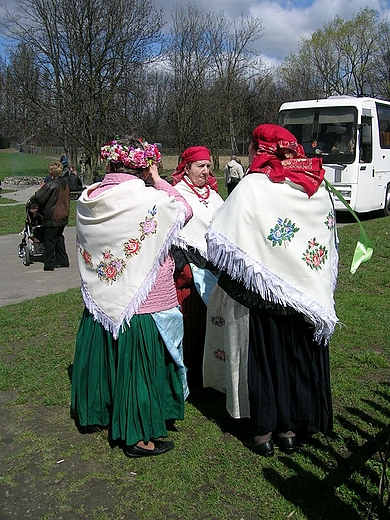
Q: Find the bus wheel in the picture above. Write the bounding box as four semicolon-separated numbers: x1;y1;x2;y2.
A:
385;184;390;217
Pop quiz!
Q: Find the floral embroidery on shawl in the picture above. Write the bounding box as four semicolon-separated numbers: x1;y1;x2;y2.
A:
96;250;126;284
77;206;159;273
82;248;93;267
211;315;225;327
302;238;328;270
139;205;158;236
324;211;336;230
213;348;228;361
123;238;142;258
267;217;300;247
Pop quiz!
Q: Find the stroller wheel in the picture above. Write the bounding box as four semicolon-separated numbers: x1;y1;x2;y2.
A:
18;243;25;258
22;244;31;266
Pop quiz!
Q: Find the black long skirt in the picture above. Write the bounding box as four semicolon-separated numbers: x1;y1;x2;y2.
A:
247;310;333;436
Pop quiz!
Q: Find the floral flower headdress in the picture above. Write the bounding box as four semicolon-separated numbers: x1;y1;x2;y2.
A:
100;139;161;169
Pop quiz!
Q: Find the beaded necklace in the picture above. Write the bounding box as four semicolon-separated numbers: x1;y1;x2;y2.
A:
183;175;211;206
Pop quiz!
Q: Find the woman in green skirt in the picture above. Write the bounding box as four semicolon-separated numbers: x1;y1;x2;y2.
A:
71;137;192;457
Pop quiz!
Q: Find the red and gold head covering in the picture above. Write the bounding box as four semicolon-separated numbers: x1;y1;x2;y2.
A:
171;146;218;192
249;124;325;197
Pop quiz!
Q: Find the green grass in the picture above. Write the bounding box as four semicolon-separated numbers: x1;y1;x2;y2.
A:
0;150;56;179
0;152;389;519
0;201;77;234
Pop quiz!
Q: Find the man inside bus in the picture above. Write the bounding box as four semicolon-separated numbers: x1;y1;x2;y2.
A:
331;129;355;155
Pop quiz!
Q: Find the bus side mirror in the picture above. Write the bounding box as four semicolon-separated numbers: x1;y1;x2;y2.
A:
360;123;372;145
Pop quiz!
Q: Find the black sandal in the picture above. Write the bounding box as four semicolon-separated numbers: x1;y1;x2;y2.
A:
125;439;174;458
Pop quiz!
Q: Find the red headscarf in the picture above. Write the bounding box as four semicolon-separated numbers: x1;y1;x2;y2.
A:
171;146;218;192
249;124;325;197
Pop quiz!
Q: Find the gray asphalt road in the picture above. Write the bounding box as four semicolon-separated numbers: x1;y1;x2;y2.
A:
0;226;80;307
0;185;80;307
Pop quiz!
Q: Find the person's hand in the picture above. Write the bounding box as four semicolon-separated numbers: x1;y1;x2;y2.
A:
144;163;161;186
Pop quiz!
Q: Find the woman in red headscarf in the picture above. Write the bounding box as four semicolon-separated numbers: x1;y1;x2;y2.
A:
171;146;224;393
205;124;338;456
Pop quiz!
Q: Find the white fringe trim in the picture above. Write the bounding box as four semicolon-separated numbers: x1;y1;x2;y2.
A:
172;236;208;260
206;226;339;344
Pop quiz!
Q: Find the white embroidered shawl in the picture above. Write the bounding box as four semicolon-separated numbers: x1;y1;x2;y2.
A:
206;173;339;343
76;179;187;339
173;180;223;260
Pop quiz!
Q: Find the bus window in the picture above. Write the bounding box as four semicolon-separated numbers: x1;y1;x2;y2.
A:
277;109;315;154
377;103;390;148
278;106;357;163
359;116;372;163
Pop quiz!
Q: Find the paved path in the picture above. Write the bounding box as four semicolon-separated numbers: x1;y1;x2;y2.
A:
0;185;80;307
0;227;80;307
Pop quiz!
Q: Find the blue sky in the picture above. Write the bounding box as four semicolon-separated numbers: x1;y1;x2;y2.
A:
1;0;390;64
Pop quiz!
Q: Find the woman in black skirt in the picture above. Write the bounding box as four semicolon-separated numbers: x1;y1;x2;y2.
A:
206;124;338;456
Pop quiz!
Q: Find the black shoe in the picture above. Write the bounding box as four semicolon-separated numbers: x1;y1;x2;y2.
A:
125;439;174;458
55;264;70;268
245;434;274;457
276;435;297;454
43;266;54;271
251;440;274;457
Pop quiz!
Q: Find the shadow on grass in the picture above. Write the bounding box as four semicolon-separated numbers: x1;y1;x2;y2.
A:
187;387;255;445
189;383;390;520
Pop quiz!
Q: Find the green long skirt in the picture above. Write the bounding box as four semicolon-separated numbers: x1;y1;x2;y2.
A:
71;309;184;447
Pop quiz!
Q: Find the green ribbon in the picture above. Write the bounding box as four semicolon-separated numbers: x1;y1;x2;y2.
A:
324;179;373;274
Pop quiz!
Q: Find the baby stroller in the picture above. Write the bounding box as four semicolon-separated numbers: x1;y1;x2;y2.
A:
18;199;45;266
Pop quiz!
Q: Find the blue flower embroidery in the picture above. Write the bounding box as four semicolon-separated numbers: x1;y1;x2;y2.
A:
148;205;157;217
268;217;300;247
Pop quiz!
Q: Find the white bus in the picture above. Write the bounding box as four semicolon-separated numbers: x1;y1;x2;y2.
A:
278;95;390;215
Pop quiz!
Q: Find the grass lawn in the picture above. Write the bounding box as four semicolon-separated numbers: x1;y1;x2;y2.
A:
0;149;389;519
0;149;57;179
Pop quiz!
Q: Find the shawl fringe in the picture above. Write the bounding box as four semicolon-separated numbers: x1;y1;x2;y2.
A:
207;227;338;344
173;236;208;260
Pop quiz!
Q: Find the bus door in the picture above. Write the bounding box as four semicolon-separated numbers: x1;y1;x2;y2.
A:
356;113;375;211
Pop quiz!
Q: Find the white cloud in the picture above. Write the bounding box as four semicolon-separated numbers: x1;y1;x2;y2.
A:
248;0;390;63
2;0;390;63
155;0;390;63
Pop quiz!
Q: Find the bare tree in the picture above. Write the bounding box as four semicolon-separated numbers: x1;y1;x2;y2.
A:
205;13;267;167
277;43;327;101
163;4;212;154
163;5;268;168
0;44;44;145
2;0;164;181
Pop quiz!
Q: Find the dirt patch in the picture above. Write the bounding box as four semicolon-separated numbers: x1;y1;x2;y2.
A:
0;393;123;519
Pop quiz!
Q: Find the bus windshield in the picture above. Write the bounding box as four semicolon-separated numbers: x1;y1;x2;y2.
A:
278;106;358;164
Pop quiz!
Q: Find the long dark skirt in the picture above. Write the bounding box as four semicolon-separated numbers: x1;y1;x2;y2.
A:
175;264;207;393
71;309;184;447
247;310;333;436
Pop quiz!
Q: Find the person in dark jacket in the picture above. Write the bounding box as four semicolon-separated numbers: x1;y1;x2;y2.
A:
30;160;70;271
67;167;83;192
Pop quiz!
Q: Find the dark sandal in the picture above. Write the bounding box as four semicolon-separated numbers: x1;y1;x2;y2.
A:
125;439;174;458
